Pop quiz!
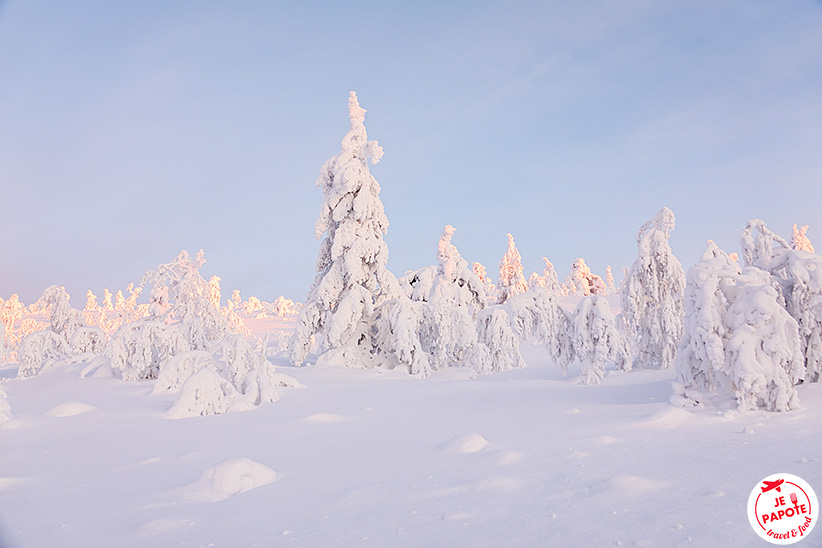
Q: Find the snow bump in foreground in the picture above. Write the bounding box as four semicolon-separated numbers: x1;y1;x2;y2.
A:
442;433;490;454
45;401;98;417
176;458;281;503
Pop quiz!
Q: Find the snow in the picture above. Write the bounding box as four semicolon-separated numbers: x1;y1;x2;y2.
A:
2;326;820;547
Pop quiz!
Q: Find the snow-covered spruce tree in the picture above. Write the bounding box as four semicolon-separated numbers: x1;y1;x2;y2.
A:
621;207;686;369
741;219;822;382
571;295;630;385
674;241;803;412
371;296;432;377
564;258;607;297
428;225;488;316
70;326;107;356
497;234;528;304
208;276;222;310
505;287;573;371
791;224;814;253
290;92;400;368
472;261;497;302
469;306;525;374
725;284;803;412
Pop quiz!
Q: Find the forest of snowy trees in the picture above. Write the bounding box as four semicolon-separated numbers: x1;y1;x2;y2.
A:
2;91;821;421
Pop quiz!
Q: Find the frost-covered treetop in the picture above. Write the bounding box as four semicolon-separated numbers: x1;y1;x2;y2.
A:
740;219;790;270
636;205;675;243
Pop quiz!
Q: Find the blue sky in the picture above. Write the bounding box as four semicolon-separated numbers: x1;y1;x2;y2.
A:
1;1;821;305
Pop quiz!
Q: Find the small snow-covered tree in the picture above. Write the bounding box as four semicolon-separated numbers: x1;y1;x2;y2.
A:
102;289;113;311
290;92;400;368
505;287;574;371
70;326;107;356
791;224;814;254
605;266;617;294
621;207;686;369
208;276;222;310
40;286;85;343
564;258;607;297
497;233;528;304
571;296;629;385
84;290;100;324
17;330;70;378
108;321;189;381
725;284;803;411
472;262;497;302
470;306;524;374
371;296;431;377
741;219;822;382
674;241;803;412
428;225;487;317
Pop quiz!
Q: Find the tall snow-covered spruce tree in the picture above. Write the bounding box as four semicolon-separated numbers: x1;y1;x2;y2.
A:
291;92;400;368
621;207;685;369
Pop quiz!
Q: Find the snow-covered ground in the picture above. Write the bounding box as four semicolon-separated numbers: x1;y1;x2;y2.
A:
1;317;820;548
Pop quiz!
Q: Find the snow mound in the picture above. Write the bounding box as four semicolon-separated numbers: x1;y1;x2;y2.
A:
303;413;347;423
178;457;281;503
591;475;666;496
46;401;97;417
442;433;489;454
634;406;693;429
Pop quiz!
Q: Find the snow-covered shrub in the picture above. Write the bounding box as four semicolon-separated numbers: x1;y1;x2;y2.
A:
17;330;70;378
571;296;630;385
70;326;107;356
370;297;431;377
675;241;803;412
470;307;524;374
166;368;254;419
291;92;400;368
0;385;11;427
497;233;528;304
564;258;607;297
153;350;221;393
791;224;815;253
108;321;189;381
621;207;686;369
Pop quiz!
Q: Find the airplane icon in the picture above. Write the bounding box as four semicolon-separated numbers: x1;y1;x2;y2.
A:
761;479;784;493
